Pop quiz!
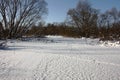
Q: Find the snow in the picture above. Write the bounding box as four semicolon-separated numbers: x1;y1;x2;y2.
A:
100;41;120;47
0;41;7;49
0;36;120;80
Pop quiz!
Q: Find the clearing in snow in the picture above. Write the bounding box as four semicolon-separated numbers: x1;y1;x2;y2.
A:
0;36;120;80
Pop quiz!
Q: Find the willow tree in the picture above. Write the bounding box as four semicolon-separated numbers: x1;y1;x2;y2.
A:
0;0;47;39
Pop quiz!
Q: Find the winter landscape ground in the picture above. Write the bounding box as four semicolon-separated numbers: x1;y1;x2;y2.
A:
0;36;120;80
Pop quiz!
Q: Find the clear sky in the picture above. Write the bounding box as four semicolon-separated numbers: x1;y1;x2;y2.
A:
46;0;120;23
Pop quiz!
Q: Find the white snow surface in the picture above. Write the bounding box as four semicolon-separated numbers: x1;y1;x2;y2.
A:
0;36;120;80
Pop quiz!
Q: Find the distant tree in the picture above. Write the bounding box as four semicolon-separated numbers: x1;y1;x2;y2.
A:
67;0;99;37
109;8;120;40
0;0;47;39
98;7;120;40
109;7;120;23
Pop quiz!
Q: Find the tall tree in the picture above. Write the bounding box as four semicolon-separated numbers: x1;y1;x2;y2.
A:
0;0;47;39
67;0;99;37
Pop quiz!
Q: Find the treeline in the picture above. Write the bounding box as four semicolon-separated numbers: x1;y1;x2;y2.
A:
26;18;120;41
27;0;120;41
0;0;120;41
26;23;80;38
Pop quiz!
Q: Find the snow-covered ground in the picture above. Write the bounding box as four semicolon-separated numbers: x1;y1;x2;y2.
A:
0;36;120;80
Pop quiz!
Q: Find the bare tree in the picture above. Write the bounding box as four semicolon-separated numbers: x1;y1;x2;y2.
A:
67;0;99;37
109;7;120;23
98;7;120;40
0;0;47;39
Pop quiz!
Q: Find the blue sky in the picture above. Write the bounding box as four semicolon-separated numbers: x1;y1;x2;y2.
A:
46;0;120;23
